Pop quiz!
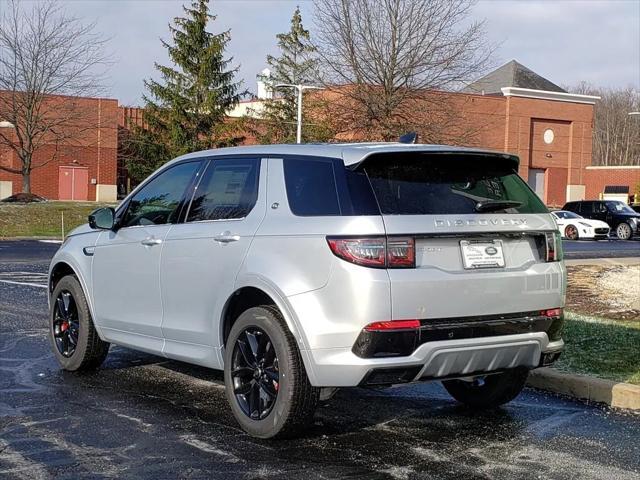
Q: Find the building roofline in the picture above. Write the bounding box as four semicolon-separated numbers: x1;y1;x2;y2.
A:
501;87;600;104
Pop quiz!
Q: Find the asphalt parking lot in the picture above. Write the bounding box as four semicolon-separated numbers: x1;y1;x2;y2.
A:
562;237;640;259
0;240;639;479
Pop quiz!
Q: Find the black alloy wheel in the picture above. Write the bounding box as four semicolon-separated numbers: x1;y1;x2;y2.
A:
231;327;280;420
564;225;579;240
52;291;80;357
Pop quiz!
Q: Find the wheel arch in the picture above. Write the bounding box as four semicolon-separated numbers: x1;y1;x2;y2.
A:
49;261;76;294
220;278;318;384
221;284;303;348
48;257;95;321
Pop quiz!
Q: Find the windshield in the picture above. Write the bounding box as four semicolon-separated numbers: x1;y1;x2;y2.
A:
359;153;548;215
605;201;636;214
554;211;581;219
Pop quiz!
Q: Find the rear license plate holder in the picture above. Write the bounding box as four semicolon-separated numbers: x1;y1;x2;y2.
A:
460;240;505;269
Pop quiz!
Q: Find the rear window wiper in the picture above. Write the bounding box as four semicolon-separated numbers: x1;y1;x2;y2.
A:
475;200;523;212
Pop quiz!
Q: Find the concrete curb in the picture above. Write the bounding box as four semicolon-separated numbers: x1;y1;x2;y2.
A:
528;368;640;410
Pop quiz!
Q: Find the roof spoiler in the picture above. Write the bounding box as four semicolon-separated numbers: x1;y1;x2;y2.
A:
399;132;418;144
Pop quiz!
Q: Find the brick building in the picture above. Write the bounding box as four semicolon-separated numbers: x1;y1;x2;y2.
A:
2;60;638;204
584;166;640;201
0;93;119;202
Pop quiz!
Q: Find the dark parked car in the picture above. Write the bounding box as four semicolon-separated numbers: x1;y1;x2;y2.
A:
562;200;640;240
632;204;640;214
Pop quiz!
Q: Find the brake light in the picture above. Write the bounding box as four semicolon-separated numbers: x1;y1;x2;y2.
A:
327;236;415;268
541;308;563;318
364;319;421;331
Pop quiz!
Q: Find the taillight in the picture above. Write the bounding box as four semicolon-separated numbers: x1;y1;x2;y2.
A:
541;231;563;262
326;237;386;267
541;308;563;318
387;237;415;267
364;319;421;331
327;236;415;268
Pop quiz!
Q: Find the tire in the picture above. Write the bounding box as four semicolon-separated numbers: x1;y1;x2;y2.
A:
564;224;579;240
442;368;529;409
49;275;109;371
616;222;633;240
224;306;319;439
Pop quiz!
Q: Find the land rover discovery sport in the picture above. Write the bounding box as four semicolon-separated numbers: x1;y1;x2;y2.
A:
48;144;565;438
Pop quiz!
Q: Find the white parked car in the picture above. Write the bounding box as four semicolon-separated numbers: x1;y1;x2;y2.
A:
551;210;610;240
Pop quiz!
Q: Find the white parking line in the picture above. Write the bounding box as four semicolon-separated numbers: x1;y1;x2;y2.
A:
0;279;48;289
0;272;48;289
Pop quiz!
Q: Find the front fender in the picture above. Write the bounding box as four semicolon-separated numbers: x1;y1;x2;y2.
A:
48;233;100;324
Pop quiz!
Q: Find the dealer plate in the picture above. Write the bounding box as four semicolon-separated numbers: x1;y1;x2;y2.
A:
460;240;505;269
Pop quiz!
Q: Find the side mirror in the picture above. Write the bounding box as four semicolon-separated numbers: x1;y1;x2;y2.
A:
88;207;115;230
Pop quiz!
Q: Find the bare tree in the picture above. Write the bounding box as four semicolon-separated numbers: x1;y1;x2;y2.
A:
569;82;640;166
0;0;110;193
313;0;494;141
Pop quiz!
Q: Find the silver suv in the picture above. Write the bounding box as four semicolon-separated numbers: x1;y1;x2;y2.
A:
48;144;566;438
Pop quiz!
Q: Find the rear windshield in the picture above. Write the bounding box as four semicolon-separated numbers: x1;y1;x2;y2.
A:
359;153;548;215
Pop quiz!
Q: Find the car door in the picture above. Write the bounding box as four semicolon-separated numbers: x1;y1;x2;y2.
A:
160;157;265;368
591;202;609;223
92;160;203;353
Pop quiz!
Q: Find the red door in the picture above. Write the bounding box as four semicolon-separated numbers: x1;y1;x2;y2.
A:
58;166;88;201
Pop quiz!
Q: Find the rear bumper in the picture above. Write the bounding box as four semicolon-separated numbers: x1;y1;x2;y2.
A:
352;311;564;358
307;332;563;387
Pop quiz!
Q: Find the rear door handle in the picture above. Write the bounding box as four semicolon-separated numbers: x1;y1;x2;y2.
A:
214;231;240;243
141;237;163;246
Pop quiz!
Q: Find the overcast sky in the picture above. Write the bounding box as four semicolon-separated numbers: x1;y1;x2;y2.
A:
55;0;640;106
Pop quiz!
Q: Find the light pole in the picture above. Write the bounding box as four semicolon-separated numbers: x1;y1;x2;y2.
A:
274;84;322;143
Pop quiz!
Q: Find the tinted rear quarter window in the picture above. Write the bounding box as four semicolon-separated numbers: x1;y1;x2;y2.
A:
283;158;341;216
283;157;380;217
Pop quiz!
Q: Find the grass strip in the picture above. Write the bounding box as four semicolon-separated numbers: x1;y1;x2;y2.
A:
0;202;115;238
555;311;640;385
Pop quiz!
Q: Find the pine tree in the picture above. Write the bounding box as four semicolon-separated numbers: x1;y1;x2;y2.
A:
256;7;332;144
126;0;244;182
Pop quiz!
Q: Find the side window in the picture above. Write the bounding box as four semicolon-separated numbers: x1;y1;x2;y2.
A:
187;158;260;222
283;158;341;216
121;161;201;228
594;202;607;213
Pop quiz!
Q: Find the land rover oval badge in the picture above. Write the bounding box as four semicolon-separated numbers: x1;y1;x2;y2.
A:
485;246;498;256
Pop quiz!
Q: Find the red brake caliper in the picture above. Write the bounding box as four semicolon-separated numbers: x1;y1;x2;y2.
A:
60;321;69;332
